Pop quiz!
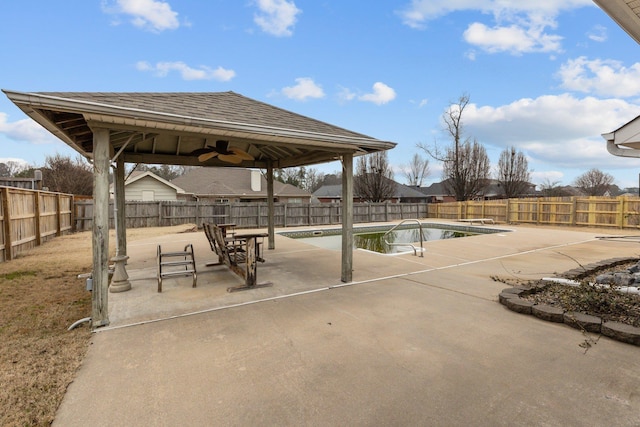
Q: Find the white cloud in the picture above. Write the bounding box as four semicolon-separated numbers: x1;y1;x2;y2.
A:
136;61;235;81
359;82;397;105
531;170;564;185
397;0;593;28
102;0;180;32
409;98;429;108
557;57;640;98
397;0;593;55
0;113;56;145
254;0;301;37
461;94;640;168
281;78;324;101
463;22;562;54
337;87;357;102
587;24;607;42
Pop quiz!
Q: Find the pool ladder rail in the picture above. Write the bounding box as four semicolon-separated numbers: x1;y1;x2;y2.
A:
383;219;424;257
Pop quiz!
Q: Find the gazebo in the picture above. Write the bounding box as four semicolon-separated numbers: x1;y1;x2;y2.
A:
3;90;396;328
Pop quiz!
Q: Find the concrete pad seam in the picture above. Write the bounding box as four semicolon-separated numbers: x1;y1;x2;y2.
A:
399;275;496;302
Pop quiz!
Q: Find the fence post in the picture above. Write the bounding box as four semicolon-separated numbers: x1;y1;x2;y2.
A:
34;191;41;245
571;197;577;226
1;187;12;261
70;195;76;232
56;193;62;237
158;201;163;226
195;198;200;227
618;197;625;229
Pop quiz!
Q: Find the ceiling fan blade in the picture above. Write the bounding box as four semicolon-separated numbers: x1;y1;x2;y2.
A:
218;154;243;164
198;151;219;162
229;148;254;161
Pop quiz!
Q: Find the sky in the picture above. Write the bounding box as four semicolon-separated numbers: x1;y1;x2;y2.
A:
1;1;640;189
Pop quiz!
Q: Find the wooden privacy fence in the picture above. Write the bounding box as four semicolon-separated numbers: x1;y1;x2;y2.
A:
8;193;640;263
427;196;640;229
0;186;74;262
73;200;430;231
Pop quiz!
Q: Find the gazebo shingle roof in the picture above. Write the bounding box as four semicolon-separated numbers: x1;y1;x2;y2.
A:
3;90;395;169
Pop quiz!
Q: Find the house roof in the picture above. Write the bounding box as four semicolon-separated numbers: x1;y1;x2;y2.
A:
2;90;396;169
313;179;428;200
171;167;310;198
125;171;185;193
416;181;448;197
594;0;640;44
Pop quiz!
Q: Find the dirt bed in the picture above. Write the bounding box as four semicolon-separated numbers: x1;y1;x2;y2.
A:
520;262;640;327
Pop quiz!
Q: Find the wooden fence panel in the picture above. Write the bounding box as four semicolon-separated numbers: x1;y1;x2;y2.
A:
0;186;73;262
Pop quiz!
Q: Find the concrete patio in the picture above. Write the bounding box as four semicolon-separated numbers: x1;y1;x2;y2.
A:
54;221;640;426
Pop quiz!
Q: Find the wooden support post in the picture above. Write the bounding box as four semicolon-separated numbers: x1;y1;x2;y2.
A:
114;156;127;257
341;153;354;283
92;128;110;328
267;161;275;250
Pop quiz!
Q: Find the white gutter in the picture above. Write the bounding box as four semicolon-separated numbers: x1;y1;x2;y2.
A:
606;139;640;158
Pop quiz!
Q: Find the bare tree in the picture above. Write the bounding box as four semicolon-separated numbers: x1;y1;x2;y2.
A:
539;178;568;197
0;160;28;177
442;140;490;201
496;146;531;198
274;167;306;188
419;94;490;201
573;168;615;196
401;153;430;186
354;151;396;202
303;168;325;193
42;154;93;195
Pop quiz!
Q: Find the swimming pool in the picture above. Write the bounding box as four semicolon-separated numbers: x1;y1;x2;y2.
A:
278;222;508;255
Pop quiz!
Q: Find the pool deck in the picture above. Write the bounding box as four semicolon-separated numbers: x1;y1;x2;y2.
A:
54;220;640;426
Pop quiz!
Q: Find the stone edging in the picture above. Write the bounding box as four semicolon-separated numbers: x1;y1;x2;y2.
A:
498;257;640;346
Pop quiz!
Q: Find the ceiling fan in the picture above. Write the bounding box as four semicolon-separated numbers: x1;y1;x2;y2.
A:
190;140;254;164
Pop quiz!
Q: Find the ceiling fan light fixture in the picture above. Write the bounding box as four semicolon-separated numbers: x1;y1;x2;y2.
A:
190;140;254;164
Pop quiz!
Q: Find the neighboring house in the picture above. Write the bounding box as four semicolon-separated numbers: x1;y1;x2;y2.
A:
415;179;537;202
313;179;429;203
413;181;457;203
171;167;312;203
110;171;185;201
